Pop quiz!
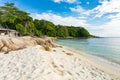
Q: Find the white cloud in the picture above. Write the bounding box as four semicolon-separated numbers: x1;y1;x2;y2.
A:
95;19;120;37
70;0;120;17
53;0;61;3
93;0;120;18
70;6;91;15
30;13;89;27
91;0;120;37
86;2;90;5
89;13;120;37
70;6;84;13
69;0;120;37
88;16;120;37
53;0;77;3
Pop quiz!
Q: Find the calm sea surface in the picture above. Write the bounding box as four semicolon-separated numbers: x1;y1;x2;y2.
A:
55;38;120;64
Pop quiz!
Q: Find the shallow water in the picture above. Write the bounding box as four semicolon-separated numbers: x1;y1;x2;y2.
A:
55;38;120;64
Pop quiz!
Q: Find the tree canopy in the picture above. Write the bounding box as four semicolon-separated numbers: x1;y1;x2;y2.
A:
0;3;94;38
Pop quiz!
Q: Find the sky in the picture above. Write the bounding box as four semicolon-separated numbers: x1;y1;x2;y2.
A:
0;0;120;37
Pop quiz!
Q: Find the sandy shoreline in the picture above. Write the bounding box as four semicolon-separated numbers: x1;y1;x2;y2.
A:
63;46;120;78
0;45;120;80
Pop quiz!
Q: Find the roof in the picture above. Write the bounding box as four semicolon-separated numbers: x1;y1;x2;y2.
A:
0;28;10;31
0;28;18;33
0;25;18;33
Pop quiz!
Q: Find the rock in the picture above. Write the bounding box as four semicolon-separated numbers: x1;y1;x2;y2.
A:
43;45;51;51
34;38;45;45
1;46;8;52
18;36;37;46
0;40;4;50
0;36;57;53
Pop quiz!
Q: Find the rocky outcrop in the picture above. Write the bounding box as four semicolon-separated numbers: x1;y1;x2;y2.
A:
0;36;56;53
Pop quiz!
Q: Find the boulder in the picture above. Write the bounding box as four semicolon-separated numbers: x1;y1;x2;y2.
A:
0;36;57;53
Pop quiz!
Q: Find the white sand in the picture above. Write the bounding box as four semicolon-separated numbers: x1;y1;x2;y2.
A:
0;45;120;80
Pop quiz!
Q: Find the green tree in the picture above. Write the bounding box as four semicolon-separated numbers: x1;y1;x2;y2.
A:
16;23;28;35
56;25;69;38
77;27;90;37
0;2;37;36
0;2;18;29
34;19;56;36
0;2;92;38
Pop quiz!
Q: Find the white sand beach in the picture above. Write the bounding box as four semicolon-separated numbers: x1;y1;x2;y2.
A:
0;45;120;80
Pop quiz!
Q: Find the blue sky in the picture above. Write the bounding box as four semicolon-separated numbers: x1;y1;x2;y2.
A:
0;0;120;37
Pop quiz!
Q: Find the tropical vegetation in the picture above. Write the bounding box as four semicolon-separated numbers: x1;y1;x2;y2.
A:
0;3;95;38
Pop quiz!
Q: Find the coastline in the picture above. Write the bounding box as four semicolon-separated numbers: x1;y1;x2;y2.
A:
0;43;120;80
0;35;120;80
63;45;120;78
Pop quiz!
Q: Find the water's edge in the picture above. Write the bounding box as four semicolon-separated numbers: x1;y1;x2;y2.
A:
56;44;120;78
55;39;120;71
55;38;120;65
66;45;120;67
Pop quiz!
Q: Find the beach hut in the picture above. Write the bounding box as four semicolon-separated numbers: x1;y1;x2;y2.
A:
0;25;19;37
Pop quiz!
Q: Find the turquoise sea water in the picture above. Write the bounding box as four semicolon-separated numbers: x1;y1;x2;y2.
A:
55;38;120;64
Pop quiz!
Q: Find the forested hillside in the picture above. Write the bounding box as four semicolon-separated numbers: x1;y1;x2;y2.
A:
0;3;94;38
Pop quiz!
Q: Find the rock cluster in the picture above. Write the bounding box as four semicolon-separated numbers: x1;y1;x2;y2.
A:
0;36;56;53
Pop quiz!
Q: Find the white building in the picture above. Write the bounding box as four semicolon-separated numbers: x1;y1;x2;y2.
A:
0;28;19;37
